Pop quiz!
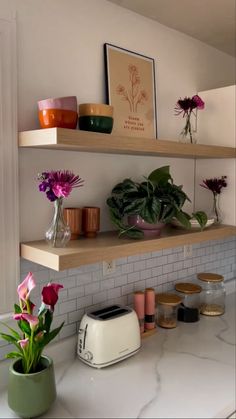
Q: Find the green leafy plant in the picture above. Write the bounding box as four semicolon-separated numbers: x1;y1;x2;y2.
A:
107;166;207;238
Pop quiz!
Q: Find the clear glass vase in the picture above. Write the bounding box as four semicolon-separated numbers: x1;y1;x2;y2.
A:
210;194;222;224
45;198;71;247
179;114;197;144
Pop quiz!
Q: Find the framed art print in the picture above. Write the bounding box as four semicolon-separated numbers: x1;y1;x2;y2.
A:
104;43;157;138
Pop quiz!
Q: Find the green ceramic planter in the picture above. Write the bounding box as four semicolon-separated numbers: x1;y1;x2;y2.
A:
8;355;56;418
79;115;113;133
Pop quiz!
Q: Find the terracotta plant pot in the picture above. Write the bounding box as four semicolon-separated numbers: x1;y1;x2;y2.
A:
8;356;56;418
63;208;82;240
82;207;100;238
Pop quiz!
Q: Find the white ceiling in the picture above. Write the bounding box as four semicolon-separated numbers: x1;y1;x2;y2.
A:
108;0;236;57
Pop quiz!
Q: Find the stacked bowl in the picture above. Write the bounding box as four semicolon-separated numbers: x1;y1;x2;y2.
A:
78;103;114;134
38;96;78;129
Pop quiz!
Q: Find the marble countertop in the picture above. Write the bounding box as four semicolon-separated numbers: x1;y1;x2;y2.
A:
0;292;235;419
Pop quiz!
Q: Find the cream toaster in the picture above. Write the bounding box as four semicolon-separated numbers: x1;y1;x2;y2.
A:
77;304;141;368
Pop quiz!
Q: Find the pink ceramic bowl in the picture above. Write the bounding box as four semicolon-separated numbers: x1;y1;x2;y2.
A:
128;215;165;237
38;96;77;112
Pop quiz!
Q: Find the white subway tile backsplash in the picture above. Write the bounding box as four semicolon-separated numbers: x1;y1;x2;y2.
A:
121;263;134;274
68;286;84;299
107;287;121;300
77;295;93;309
84;282;100;295
114;275;128;286
127;272;140;283
59;300;76;315
76;273;92;285
140;269;152;280
2;236;233;363
92;291;107;305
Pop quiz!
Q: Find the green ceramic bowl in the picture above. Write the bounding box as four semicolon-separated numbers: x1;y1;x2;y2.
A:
79;116;113;134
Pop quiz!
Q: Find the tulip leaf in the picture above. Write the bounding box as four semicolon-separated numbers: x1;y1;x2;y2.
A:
40;322;64;347
14;304;22;314
44;310;53;333
0;332;19;344
0;322;21;341
5;352;23;359
18;320;31;336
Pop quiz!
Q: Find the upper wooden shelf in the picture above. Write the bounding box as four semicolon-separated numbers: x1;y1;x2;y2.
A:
20;225;236;271
19;128;236;159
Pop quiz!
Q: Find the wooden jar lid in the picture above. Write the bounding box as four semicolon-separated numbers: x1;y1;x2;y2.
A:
156;293;182;306
175;282;202;294
197;272;224;282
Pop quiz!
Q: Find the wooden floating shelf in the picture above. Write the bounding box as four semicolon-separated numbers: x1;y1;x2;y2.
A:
19;128;236;159
20;225;236;271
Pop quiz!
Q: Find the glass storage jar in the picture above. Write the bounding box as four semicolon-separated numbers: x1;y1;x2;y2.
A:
156;293;182;328
197;272;225;316
175;282;202;322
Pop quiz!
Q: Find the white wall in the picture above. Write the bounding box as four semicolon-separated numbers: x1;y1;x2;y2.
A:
1;0;235;241
195;85;236;225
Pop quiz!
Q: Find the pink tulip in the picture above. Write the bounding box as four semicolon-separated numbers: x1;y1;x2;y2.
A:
42;283;63;309
14;313;39;330
18;338;29;349
17;272;36;303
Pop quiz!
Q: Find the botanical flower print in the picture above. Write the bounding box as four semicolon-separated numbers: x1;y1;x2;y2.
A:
116;64;148;113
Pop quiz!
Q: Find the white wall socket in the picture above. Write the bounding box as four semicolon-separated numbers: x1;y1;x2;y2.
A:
184;244;192;258
103;260;116;276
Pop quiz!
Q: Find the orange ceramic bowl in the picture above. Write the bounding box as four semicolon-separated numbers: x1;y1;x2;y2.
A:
38;109;78;129
79;103;113;117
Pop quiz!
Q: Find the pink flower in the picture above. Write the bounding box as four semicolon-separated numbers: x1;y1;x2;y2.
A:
18;338;29;349
17;272;36;303
14;313;39;330
52;182;72;198
192;95;205;110
42;283;63;309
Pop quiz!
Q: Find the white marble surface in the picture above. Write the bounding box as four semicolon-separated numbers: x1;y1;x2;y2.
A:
0;292;235;419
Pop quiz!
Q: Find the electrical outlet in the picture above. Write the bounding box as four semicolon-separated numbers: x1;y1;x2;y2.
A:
184;244;192;258
103;260;116;276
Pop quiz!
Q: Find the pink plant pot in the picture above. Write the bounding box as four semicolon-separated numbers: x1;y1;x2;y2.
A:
38;96;77;112
128;215;165;238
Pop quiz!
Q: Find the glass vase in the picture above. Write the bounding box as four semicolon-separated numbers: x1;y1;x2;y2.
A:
210;194;222;224
45;198;71;247
179;113;197;144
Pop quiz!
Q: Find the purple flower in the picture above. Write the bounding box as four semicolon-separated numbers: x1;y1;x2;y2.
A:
38;170;84;202
200;176;227;195
175;95;205;116
192;95;205;110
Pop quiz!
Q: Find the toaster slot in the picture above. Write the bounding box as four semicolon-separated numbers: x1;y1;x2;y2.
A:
83;324;88;350
99;308;129;320
88;304;132;321
91;305;120;316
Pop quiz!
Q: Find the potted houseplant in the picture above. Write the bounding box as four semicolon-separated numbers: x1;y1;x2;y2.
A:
107;166;207;238
0;272;64;418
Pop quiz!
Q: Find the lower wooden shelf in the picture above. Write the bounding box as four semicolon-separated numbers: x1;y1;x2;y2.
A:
20;225;236;271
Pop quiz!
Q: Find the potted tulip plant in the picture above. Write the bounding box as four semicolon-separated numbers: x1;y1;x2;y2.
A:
0;272;64;418
107;166;207;238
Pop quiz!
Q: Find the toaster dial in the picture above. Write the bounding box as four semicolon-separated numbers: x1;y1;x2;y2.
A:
84;351;93;361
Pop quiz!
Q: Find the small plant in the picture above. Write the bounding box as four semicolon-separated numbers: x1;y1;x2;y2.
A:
0;272;64;374
107;166;207;238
